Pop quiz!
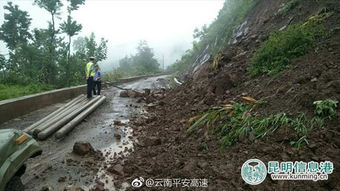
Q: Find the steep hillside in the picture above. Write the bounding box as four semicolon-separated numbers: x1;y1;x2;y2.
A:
115;0;340;190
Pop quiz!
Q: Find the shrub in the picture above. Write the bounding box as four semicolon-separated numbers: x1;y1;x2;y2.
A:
104;69;124;82
0;83;53;101
249;21;326;76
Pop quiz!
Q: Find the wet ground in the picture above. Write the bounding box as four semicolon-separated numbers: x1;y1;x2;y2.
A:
1;75;171;191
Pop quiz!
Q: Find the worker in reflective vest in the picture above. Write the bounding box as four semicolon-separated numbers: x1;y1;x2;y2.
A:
85;57;95;98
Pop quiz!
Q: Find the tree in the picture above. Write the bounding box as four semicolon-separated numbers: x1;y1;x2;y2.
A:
0;54;9;83
84;33;97;59
34;0;63;35
60;0;84;85
0;2;34;83
117;41;160;76
73;36;86;54
67;0;85;12
60;16;82;85
70;34;107;86
73;33;108;62
0;54;6;73
34;0;63;83
0;0;110;92
118;56;136;75
193;24;208;40
0;2;32;50
94;37;108;62
134;41;160;74
168;0;255;73
60;16;82;56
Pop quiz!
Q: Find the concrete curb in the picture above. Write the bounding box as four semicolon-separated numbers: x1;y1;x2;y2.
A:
0;73;169;124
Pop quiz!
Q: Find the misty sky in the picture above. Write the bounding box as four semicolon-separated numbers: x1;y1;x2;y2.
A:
0;0;224;71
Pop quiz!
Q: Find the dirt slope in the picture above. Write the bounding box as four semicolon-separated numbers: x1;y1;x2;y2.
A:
115;0;340;190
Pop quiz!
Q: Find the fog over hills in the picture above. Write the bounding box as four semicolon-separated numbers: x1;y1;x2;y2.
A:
0;0;224;72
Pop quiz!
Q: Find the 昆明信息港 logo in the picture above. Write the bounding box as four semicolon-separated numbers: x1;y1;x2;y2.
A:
241;159;267;185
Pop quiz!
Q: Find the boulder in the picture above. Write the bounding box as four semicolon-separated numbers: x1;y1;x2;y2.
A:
144;88;151;95
127;90;137;98
72;141;94;156
128;90;144;98
58;176;66;182
142;136;161;147
107;164;124;176
212;73;234;96
114;120;123;126
120;90;144;98
114;133;121;141
119;90;129;97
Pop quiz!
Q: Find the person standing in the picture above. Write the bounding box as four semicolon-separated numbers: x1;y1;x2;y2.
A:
85;57;95;98
93;64;101;95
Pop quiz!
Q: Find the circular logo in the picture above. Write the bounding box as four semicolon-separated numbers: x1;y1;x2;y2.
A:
131;177;144;188
241;159;267;185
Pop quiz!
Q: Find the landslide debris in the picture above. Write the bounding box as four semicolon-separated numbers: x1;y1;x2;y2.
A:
112;0;340;190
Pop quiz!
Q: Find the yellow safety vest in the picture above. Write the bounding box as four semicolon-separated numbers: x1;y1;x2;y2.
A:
86;62;95;78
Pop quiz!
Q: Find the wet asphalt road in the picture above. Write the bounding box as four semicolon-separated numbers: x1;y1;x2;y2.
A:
1;75;170;191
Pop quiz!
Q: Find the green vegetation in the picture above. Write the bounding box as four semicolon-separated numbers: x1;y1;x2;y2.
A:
167;0;256;73
249;20;326;75
103;69;124;82
0;83;53;101
313;99;338;119
278;0;300;16
105;41;160;81
188;99;338;150
0;0;108;100
332;26;340;33
249;10;334;76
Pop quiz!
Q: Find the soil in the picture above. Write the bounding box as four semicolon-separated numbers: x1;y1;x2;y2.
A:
1;75;171;191
111;0;340;190
2;0;340;190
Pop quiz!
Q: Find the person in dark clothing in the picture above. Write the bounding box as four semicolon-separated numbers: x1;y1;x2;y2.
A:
93;64;101;95
86;57;95;98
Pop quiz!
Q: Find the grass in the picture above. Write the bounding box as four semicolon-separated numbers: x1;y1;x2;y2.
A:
249;10;334;76
0;83;53;101
249;19;326;76
188;99;338;150
278;0;300;16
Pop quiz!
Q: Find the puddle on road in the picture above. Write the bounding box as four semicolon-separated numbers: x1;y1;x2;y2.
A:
101;120;134;159
18;75;169;190
81;119;134;191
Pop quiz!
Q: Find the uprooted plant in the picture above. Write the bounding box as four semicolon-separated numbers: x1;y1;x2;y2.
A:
188;98;338;150
313;99;338;119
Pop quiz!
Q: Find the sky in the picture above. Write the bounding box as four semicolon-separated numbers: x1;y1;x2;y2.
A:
0;0;224;71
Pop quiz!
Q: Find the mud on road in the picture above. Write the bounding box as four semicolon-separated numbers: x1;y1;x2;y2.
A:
1;75;171;191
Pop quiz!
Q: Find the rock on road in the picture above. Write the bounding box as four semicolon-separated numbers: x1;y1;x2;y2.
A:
1;75;171;191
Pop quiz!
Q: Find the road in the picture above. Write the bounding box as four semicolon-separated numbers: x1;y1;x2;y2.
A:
1;75;171;191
